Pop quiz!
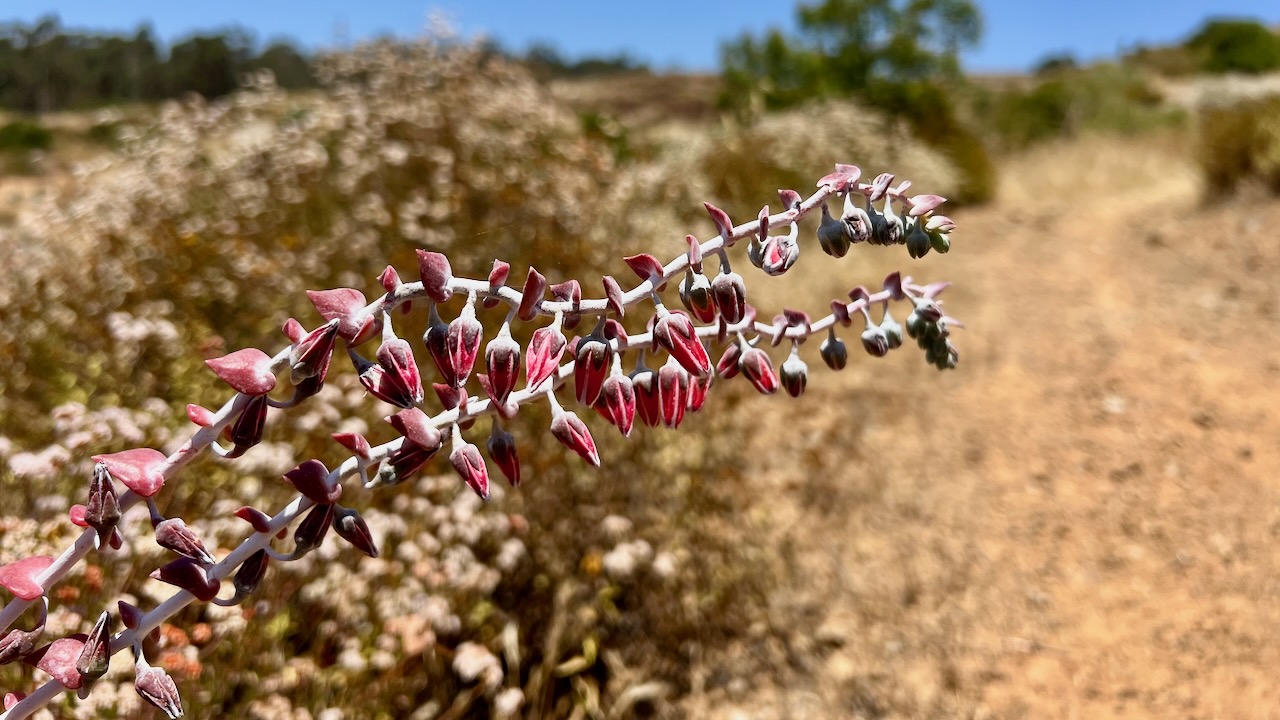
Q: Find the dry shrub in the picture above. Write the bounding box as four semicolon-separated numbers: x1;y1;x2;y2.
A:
1197;96;1280;196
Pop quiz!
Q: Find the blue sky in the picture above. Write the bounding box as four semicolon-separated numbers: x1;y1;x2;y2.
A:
6;1;1280;73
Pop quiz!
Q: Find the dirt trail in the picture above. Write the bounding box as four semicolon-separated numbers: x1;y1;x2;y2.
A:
689;135;1280;719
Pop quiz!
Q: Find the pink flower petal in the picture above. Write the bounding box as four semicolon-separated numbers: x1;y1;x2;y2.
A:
0;556;53;600
28;636;86;689
205;348;277;395
92;448;168;497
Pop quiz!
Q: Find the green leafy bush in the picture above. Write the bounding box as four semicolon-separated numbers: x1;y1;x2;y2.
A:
0;120;52;152
1186;19;1280;74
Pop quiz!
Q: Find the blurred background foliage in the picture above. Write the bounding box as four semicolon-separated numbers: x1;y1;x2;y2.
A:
1;3;1280;717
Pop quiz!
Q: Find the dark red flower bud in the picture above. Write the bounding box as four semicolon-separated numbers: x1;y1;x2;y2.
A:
446;301;484;387
285;317;339;384
377;334;425;406
226;394;269;454
332;506;378;558
85;463;121;543
573;334;612;407
517;267;547;322
234;506;273;534
779;349;808;398
687;372;713;412
653;310;711;377
550;410;600;466
484;325;521;405
422;303;456;387
597;367;636;437
134;656;183;719
283;459;342;505
679;269;718;324
820;331;848;370
416;249;454;304
205;348;277;396
76;611;110;681
631;365;661;428
710;271;747;325
525;316;567;390
351;350;414;409
486;423;522;487
154;518;217;566
657;359;690;429
150;557;220;602
450;432;490;501
738;347;779;395
293;503;335;557
234;549;270;596
716;342;743;379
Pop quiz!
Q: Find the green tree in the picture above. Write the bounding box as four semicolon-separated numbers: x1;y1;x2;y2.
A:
1185;18;1280;74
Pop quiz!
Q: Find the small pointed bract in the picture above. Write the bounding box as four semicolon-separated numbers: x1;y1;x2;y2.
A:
307;288;378;345
446;302;484;387
85;462;121;543
332;506;378;558
286;318;339;384
525;317;567;390
29;636;86;689
205;348;277;396
387;408;443;452
154;518;217;566
233;549;270;596
486;423;522;487
484;325;521;405
150;558;220;602
550;410;601;466
653;310;711;377
76;611;111;681
135;657;184;719
283;459;342;505
416;249;454;304
234;506;273;534
517;266;547;321
602;275;625;316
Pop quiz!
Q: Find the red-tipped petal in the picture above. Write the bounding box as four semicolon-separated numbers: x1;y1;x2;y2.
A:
235;506;273;534
150;558;221;602
332;431;372;460
602;275;625;317
282;459;341;505
205;348;276;396
517;267;546;322
92;448;168;498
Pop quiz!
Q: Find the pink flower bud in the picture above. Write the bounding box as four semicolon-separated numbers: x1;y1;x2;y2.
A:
779;349;808;398
379;264;402;294
687;372;713;412
525;316;567;390
416;249;454;304
738;347;779;395
286;317;339;384
150;557;220;602
307;287;379;345
517;266;546;322
710;270;746;325
91;448;168;498
447;301;484;387
332;506;378;558
352;351;413;409
205;348;277;396
550;410;600;466
135;656;183;719
573;334;612;407
596;368;636;437
484;325;521;405
657;358;690;429
0;557;52;601
760;234;799;276
631;365;661;428
422;304;456;387
679;269;717;324
234;549;270;596
450;432;491;501
716;343;742;379
387;408;443;452
653;310;711;377
377;336;425;406
486;423;522;487
154;517;217;565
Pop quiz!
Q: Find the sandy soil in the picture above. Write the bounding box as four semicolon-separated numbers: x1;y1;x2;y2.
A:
683;133;1280;719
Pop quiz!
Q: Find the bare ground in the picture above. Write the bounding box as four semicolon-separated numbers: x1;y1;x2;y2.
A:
682;133;1280;719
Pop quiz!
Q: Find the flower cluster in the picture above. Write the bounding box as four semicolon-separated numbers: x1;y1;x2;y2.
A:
0;163;960;718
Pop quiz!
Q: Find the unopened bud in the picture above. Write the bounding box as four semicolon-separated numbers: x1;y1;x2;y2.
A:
653;310;711;377
332;506;378;558
76;611;111;681
486;423;522;486
134;655;184;719
233;549;270;596
738;346;779;395
817;202;852;258
711;270;747;325
550;410;601;466
484;325;521;405
679;269;718;323
525;315;567;390
820;330;848;370
154;518;217;566
861;325;890;357
446;299;484;387
657;358;690;429
779;349;808;398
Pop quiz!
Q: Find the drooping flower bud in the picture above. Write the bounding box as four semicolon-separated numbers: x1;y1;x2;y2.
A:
484;324;521;406
0;598;45;666
573;322;613;407
85;463;121;544
679;269;717;324
377;322;425;406
150;557;221;602
817;202;852;258
76;611;111;681
905;216;931;259
134;653;184;719
597;358;636;437
711;270;747;325
631;358;661;428
738;346;779;396
550;409;601;466
525;314;567;390
422;303;456;387
292;503;335;557
351;350;413;409
841;192;873;244
233;549;270;596
653;309;711;377
486;422;522;486
779;348;808;398
331;506;378;558
446;297;484;387
285;318;340;384
880;308;904;349
819;329;848;370
657;358;690;429
153;518;217;566
450;427;490;500
760;222;800;277
225;393;269;455
687;372;713;412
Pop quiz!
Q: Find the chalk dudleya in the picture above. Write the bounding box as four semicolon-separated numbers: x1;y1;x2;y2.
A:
0;163;961;718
